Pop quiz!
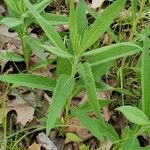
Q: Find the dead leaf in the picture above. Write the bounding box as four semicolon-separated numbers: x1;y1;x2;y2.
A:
66;117;92;141
28;142;41;150
99;92;111;122
91;0;105;10
7;91;35;126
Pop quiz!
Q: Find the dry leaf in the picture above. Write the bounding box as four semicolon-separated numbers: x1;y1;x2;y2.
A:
28;142;41;150
7;91;35;126
91;0;105;10
66;117;92;141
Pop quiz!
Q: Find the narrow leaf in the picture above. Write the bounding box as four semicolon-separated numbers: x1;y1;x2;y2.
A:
23;0;66;50
142;36;150;116
76;0;87;37
81;0;126;51
0;74;56;91
71;108;104;140
0;51;24;62
41;13;68;25
0;17;23;28
78;63;101;119
69;0;77;34
42;45;73;59
82;42;142;66
46;75;74;135
23;35;45;59
122;138;140;150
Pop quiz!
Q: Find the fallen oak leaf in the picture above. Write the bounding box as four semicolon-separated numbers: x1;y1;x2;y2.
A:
28;142;41;150
7;91;35;126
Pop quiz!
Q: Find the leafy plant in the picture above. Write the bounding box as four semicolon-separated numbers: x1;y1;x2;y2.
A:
0;0;147;149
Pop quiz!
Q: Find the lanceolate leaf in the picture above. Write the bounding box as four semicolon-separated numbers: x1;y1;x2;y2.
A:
69;0;77;35
0;51;24;62
81;0;126;52
46;75;74;135
122;138;140;150
72;108;119;142
41;13;68;25
23;35;45;59
82;43;142;66
0;17;23;28
71;108;105;141
23;0;53;18
34;0;53;13
78;63;102;119
141;36;150;116
0;74;56;91
42;45;73;59
116;106;150;125
23;0;66;50
76;0;87;37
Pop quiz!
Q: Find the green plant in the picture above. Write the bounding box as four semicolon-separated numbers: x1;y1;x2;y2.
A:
0;0;149;149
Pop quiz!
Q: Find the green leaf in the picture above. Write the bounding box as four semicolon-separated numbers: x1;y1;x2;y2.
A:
71;108;105;140
0;74;56;91
31;60;52;71
69;0;77;35
23;35;45;59
116;106;150;125
122;138;140;150
34;0;53;13
82;42;142;66
66;133;81;142
91;61;113;82
72;108;119;142
81;0;126;52
78;63;101;119
46;75;74;135
76;0;87;37
141;36;150;116
77;99;111;113
56;58;72;77
69;0;81;55
0;51;24;62
42;45;73;59
23;0;53;18
23;0;66;50
0;17;23;28
41;13;68;25
114;88;135;97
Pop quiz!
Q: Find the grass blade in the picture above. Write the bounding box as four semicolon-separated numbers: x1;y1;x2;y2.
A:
46;75;74;135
